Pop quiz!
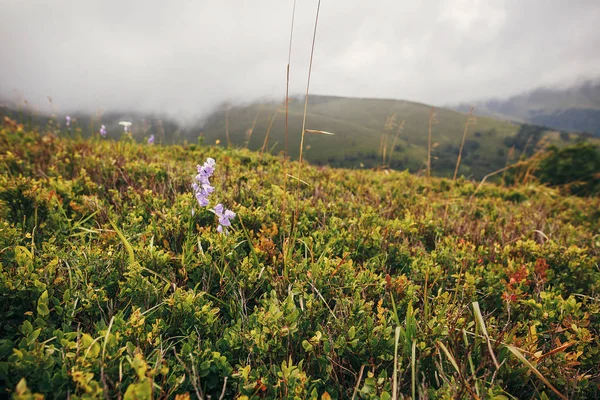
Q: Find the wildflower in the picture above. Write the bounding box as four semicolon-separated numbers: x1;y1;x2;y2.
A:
148;134;155;144
65;116;71;126
99;124;107;137
118;121;132;132
214;203;235;234
192;158;216;207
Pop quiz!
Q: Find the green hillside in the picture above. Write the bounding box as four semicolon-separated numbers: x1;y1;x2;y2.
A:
1;124;599;398
5;95;597;180
201;95;595;179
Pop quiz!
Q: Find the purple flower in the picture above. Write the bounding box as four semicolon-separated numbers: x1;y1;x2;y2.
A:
148;134;155;144
192;158;216;207
214;203;235;234
99;124;107;137
65;116;71;126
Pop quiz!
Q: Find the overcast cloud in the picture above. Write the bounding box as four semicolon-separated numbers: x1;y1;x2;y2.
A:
1;0;599;119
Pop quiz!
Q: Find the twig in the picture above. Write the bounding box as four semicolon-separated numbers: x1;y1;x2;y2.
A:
173;348;204;400
218;377;228;400
351;365;365;400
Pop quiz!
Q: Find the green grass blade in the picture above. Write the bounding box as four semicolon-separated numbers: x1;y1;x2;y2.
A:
109;218;135;266
392;326;400;400
505;345;567;400
472;301;500;369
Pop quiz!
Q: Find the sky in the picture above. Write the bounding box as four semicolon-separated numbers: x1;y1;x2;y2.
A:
1;0;600;120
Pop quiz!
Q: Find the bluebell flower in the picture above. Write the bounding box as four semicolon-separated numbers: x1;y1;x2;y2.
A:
99;124;107;137
193;158;216;207
148;134;155;144
214;203;235;234
65;116;71;126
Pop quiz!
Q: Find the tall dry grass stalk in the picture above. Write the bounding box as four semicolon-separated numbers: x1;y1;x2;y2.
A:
281;0;297;273
245;108;261;149
260;108;280;154
453;107;476;180
427;106;436;178
501;145;516;185
285;0;297;160
225;105;231;147
382;134;388;165
389;120;405;159
470;146;550;200
297;1;322;167
519;136;534;161
294;0;322;223
378;135;385;163
517;135;550;184
381;113;398;166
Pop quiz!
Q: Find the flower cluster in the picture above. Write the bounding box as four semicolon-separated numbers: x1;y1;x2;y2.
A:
99;124;107;137
148;134;155;144
192;158;216;207
215;204;235;234
65;116;71;127
192;158;236;234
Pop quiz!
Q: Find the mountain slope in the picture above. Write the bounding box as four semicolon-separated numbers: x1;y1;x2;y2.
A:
200;95;525;178
4;94;596;180
453;80;600;136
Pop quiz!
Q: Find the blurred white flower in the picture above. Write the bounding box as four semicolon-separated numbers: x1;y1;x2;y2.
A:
118;121;132;132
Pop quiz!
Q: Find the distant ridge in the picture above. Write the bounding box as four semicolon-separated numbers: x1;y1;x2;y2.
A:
452;79;600;136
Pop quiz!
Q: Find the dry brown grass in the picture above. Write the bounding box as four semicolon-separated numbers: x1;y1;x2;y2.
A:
453;106;476;180
225;104;231;147
294;0;322;228
260;106;282;154
389;119;405;161
282;0;297;274
244;107;261;149
426;106;437;177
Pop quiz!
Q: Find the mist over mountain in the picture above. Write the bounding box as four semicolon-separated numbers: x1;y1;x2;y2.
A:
2;0;600;179
453;79;600;136
2;1;600;120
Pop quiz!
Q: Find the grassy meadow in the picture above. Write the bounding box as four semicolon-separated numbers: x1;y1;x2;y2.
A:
1;119;599;399
5;94;598;182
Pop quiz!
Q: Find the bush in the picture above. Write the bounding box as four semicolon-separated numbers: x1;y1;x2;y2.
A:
536;143;600;196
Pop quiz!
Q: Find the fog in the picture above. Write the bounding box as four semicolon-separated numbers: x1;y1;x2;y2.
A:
2;0;599;120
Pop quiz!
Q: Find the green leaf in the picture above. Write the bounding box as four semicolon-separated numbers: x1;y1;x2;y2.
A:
302;340;314;352
37;290;50;317
200;360;211;372
21;321;33;336
37;303;50;317
131;354;148;381
27;328;41;345
123;380;152;400
15;246;33;270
